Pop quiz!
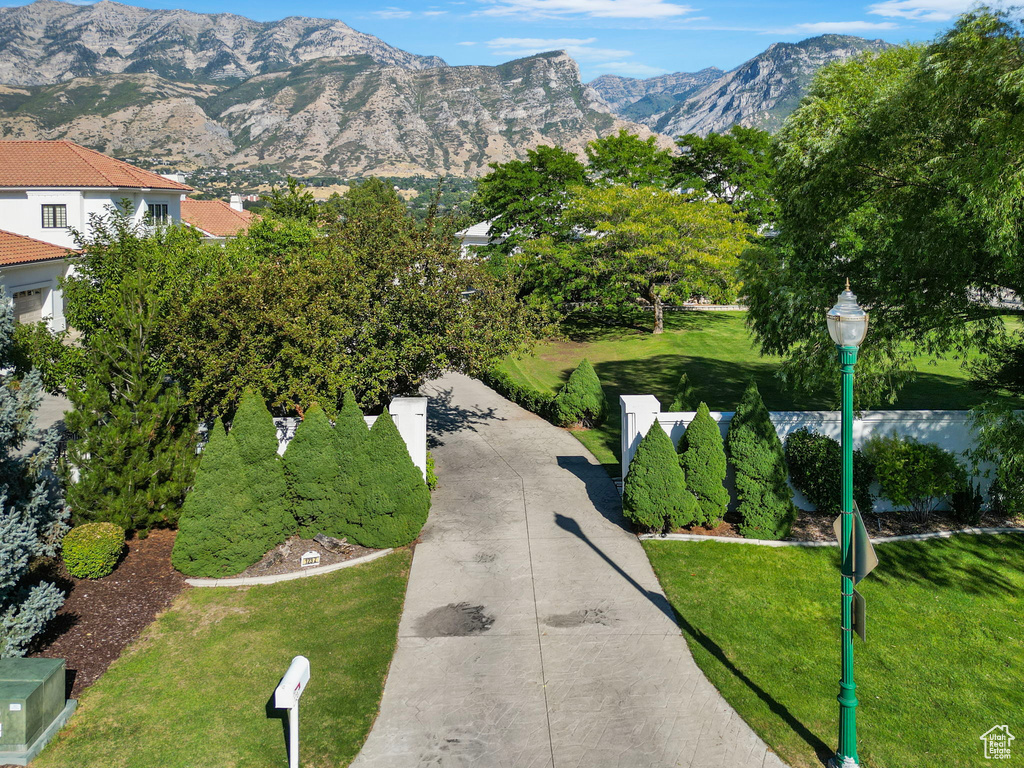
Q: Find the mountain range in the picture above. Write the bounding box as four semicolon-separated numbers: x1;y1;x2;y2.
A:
0;1;892;177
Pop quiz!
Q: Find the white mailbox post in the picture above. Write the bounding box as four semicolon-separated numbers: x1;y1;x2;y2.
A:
274;656;310;768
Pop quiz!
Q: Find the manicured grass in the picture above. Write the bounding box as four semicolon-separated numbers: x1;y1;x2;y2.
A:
643;534;1024;768
35;551;411;768
498;310;1022;472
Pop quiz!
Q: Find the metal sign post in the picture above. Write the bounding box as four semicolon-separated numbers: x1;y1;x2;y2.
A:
274;656;310;768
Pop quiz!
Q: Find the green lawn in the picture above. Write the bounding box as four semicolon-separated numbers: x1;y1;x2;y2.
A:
35;551;411;768
498;310;1022;473
643;534;1024;768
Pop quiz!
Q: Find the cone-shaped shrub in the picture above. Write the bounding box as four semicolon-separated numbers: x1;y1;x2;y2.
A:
553;359;607;427
231;390;294;541
311;390;372;539
623;421;698;532
345;409;430;548
669;372;697;412
726;381;796;540
679;402;729;527
172;420;268;577
284;404;341;534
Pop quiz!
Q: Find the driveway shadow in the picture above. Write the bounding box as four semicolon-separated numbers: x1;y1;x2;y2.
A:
556;455;629;532
424;385;505;447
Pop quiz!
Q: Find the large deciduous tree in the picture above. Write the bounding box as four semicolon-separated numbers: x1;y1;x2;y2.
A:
586;129;673;188
744;11;1024;405
520;185;752;333
673;125;776;226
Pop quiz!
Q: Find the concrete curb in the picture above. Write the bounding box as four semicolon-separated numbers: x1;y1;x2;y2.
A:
185;548;394;587
638;526;1024;548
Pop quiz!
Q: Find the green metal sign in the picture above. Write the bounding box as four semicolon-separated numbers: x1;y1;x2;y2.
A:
833;501;878;644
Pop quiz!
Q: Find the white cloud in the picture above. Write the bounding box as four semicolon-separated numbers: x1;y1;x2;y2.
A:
457;41;478;45
423;10;448;14
478;0;696;20
593;61;669;76
373;7;413;18
486;36;633;61
867;0;979;21
785;20;899;33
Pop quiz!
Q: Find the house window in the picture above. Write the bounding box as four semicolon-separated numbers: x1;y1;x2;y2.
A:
41;204;67;228
147;203;170;225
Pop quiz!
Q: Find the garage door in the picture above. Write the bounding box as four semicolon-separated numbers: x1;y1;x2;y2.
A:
12;288;43;324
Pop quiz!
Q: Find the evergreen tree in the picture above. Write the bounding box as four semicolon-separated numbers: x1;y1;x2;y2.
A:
346;410;429;548
64;269;197;532
323;390;371;538
171;420;265;577
0;292;69;657
230;391;293;541
284;404;341;534
553;359;607;427
679;402;729;527
623;421;698;532
669;372;697;412
726;381;796;540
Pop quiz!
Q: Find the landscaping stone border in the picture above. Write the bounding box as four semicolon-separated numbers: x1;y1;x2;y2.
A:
185;549;394;587
638;526;1023;548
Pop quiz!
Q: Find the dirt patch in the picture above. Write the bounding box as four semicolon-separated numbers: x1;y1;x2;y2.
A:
544;607;614;628
416;603;495;637
230;535;378;579
29;529;186;699
673;509;1024;541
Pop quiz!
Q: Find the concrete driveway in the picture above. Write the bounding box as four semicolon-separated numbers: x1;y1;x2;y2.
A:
352;372;788;768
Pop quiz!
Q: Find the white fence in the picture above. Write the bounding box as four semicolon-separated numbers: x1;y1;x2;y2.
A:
620;395;988;512
275;397;428;480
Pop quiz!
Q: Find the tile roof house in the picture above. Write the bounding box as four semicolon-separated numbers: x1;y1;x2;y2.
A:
180;196;256;242
0;140;192;330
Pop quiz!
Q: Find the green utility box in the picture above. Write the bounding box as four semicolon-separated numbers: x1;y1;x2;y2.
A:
0;658;66;753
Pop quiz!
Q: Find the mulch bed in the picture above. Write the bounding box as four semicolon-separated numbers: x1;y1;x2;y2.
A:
676;509;1024;542
29;529;187;699
231;535;378;579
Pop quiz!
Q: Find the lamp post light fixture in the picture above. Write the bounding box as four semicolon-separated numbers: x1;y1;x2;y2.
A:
825;279;868;768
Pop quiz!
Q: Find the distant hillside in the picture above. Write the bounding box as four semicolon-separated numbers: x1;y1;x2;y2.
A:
0;0;444;86
591;35;893;137
0;52;662;177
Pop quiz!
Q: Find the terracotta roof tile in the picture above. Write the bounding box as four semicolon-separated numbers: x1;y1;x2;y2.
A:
0;140;192;191
0;229;74;266
180;199;256;238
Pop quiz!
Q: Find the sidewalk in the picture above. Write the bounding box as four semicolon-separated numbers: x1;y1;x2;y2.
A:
352;372;787;768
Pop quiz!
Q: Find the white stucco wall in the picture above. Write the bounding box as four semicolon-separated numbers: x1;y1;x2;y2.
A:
272;397;429;479
0;188;183;249
0;259;73;331
620;395;990;512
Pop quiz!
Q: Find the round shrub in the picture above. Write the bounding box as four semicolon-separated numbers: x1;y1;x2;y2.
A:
784;428;874;514
553;359;607;427
62;522;125;579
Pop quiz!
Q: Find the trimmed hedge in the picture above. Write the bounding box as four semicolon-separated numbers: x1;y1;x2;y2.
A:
726;381;796;540
623;421;698;532
231;390;294;540
553;359;607;427
172;420;271;577
345;410;430;549
284;404;341;535
62;522;125;579
669;372;697;412
784;428;874;515
679;402;729;527
481;367;555;420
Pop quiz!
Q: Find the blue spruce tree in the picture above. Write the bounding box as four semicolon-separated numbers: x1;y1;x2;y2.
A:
0;291;68;657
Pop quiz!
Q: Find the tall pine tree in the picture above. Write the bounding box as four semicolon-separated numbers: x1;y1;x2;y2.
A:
0;291;68;657
726;381;796;540
679;402;729;527
64;269;197;532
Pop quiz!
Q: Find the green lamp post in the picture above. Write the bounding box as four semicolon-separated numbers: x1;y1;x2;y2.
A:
825;280;869;768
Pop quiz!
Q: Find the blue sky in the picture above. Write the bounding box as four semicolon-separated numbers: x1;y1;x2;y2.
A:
51;0;992;80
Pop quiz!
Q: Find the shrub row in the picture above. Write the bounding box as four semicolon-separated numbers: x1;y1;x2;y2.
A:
484;359;609;428
480;367;556;421
172;391;429;578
